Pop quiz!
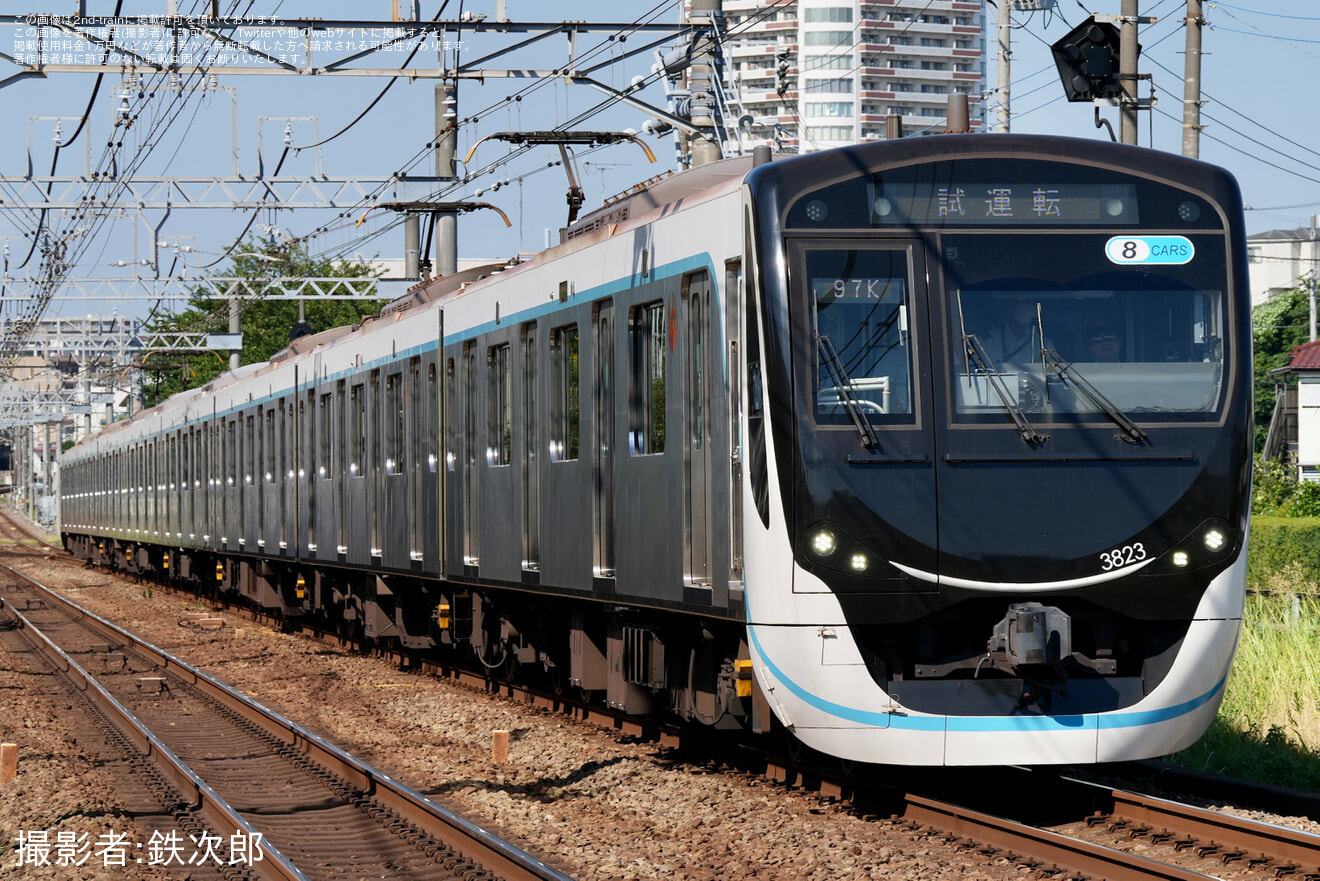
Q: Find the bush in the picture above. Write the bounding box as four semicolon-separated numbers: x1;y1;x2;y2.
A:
1287;481;1320;518
1248;516;1320;588
1252;455;1297;515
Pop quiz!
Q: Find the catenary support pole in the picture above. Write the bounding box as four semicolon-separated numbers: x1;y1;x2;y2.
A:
688;0;723;168
1181;0;1203;158
435;83;458;276
1119;0;1140;145
996;0;1012;133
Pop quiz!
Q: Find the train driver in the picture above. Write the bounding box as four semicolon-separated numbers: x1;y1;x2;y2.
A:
1085;322;1123;362
979;296;1053;369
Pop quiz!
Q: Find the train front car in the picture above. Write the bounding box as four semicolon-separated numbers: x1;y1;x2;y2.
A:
742;135;1251;766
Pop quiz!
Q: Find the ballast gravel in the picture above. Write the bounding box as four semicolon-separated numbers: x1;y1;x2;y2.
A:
3;551;1318;880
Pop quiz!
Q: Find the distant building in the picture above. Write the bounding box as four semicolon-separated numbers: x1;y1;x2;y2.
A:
1265;340;1320;478
1247;224;1319;307
720;0;987;153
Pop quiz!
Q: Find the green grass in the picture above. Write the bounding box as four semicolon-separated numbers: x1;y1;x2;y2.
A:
1167;566;1320;790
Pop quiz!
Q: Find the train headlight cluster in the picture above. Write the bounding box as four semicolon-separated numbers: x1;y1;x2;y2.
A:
1145;518;1236;576
802;521;878;578
811;529;837;556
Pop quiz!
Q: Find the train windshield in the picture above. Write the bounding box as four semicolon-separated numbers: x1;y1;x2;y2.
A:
806;247;915;428
944;233;1227;424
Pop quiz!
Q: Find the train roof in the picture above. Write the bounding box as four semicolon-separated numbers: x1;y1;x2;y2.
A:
564;154;755;243
69;154;763;448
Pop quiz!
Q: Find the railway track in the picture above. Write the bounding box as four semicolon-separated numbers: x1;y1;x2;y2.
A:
7;513;1320;880
0;563;574;881
862;776;1320;880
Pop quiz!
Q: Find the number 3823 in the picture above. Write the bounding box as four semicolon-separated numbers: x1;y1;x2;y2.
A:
1099;542;1146;571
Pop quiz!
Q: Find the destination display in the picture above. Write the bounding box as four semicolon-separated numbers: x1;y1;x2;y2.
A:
868;182;1140;225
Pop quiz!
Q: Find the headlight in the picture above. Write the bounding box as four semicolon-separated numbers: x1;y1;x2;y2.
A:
811;529;837;556
1142;517;1236;576
801;520;891;579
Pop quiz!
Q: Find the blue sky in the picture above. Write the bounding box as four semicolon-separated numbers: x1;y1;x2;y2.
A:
0;1;1314;322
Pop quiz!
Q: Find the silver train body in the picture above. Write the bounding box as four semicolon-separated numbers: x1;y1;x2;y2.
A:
62;135;1253;765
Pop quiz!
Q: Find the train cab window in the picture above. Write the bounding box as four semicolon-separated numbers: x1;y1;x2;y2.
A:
350;383;366;478
550;324;580;461
628;302;667;455
804;247;915;426
945;233;1228;424
487;345;512;467
386;371;404;475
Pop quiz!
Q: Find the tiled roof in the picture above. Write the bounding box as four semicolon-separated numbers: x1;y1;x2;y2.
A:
1290;339;1320;370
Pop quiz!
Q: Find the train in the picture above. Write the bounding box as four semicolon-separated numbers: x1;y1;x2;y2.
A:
60;133;1253;766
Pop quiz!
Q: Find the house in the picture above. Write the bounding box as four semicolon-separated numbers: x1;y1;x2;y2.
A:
1248;224;1319;307
1264;340;1320;477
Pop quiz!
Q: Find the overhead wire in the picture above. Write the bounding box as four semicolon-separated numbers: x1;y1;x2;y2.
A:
2;0;242;372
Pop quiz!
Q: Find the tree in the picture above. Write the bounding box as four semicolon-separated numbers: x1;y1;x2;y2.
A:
141;241;384;408
1252;285;1311;452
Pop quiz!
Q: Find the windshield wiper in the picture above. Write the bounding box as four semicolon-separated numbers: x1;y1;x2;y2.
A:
962;333;1048;446
817;332;878;448
1041;349;1148;444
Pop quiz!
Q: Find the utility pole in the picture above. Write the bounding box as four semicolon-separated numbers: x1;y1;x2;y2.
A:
1311;216;1318;343
228;297;241;371
996;0;1012;133
1119;0;1140;145
687;0;723;168
1181;0;1203;158
435;83;458;277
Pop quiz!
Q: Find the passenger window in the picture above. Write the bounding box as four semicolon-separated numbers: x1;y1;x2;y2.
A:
629;301;667;455
350;383;365;478
386;371;404;475
488;344;512;466
550;324;580;461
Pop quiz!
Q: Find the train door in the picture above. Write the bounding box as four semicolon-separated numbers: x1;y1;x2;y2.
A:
406;357;424;564
301;382;315;558
345;379;369;564
248;410;261;550
381;366;409;565
283;397;295;554
725;260;744;600
262;404;278;552
463;342;480;566
684;271;713;590
593;300;615;580
521;324;540;575
368;369;381;560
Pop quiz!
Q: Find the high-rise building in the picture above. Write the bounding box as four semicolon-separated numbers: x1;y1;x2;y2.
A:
720;0;987;152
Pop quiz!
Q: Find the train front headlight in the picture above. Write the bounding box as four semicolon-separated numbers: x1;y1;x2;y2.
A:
811;529;838;556
801;521;893;579
1142;517;1236;576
